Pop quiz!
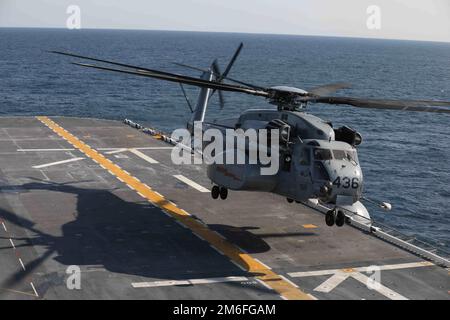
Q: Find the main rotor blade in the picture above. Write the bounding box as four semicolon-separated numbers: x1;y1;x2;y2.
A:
53;50;264;91
51;50;181;78
308;82;352;96
54;50;450;115
71;62;269;97
312;96;450;113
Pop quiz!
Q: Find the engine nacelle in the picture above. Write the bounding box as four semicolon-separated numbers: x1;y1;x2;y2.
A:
266;119;291;145
334;126;362;146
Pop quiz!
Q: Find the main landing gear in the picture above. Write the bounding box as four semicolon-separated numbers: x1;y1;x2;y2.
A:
211;185;228;200
287;199;346;227
325;209;346;227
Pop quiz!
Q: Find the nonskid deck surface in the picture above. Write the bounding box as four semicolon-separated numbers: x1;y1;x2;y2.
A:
0;116;448;300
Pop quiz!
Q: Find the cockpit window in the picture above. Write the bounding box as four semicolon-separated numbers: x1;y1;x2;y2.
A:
333;149;358;164
313;148;332;161
347;150;358;164
332;150;346;160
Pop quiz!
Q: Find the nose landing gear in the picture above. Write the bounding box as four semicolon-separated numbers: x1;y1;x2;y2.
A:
325;209;346;227
211;185;220;199
211;185;228;200
336;210;345;227
219;187;228;200
325;209;336;226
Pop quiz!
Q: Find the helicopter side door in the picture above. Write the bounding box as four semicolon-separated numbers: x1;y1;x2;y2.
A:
290;146;313;200
310;147;334;199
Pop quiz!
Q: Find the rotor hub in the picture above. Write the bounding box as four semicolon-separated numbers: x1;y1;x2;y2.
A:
268;87;309;111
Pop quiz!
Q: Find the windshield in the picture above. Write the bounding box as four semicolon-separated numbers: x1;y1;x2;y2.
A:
333;149;358;164
313;148;332;161
332;150;346;160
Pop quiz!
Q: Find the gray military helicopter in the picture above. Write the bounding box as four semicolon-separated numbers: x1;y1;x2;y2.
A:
52;44;450;227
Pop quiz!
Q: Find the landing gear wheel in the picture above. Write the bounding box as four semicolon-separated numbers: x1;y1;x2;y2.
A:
325;209;336;227
211;186;220;199
219;187;228;200
287;198;294;203
336;210;346;227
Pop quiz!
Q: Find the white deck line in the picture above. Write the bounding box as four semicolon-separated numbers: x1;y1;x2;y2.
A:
314;272;350;293
32;157;85;169
173;175;210;193
128;148;159;164
288;261;434;278
350;272;408;300
104;148;127;155
30;282;39;297
132;276;248;288
17;148;76;152
289;262;427;299
98;147;173;151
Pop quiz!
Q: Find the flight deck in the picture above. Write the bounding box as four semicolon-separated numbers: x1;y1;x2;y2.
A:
0;116;448;300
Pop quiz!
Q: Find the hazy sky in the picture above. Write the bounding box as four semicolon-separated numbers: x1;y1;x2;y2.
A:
1;0;449;42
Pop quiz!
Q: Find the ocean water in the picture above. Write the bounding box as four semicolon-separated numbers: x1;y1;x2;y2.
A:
1;28;449;249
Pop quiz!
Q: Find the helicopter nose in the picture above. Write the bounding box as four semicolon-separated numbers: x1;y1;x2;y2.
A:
328;166;363;197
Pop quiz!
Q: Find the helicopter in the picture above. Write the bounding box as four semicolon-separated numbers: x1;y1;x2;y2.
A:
51;43;450;228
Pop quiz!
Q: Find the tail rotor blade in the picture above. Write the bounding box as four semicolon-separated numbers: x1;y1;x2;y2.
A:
211;59;222;78
217;91;225;109
174;61;262;89
221;42;243;80
217;42;243;109
210;42;244;109
211;59;225;109
179;83;194;113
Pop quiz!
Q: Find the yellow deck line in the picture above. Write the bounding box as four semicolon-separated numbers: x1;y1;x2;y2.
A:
36;116;311;300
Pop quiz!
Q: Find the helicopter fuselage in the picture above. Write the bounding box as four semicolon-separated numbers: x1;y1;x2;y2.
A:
204;109;368;221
